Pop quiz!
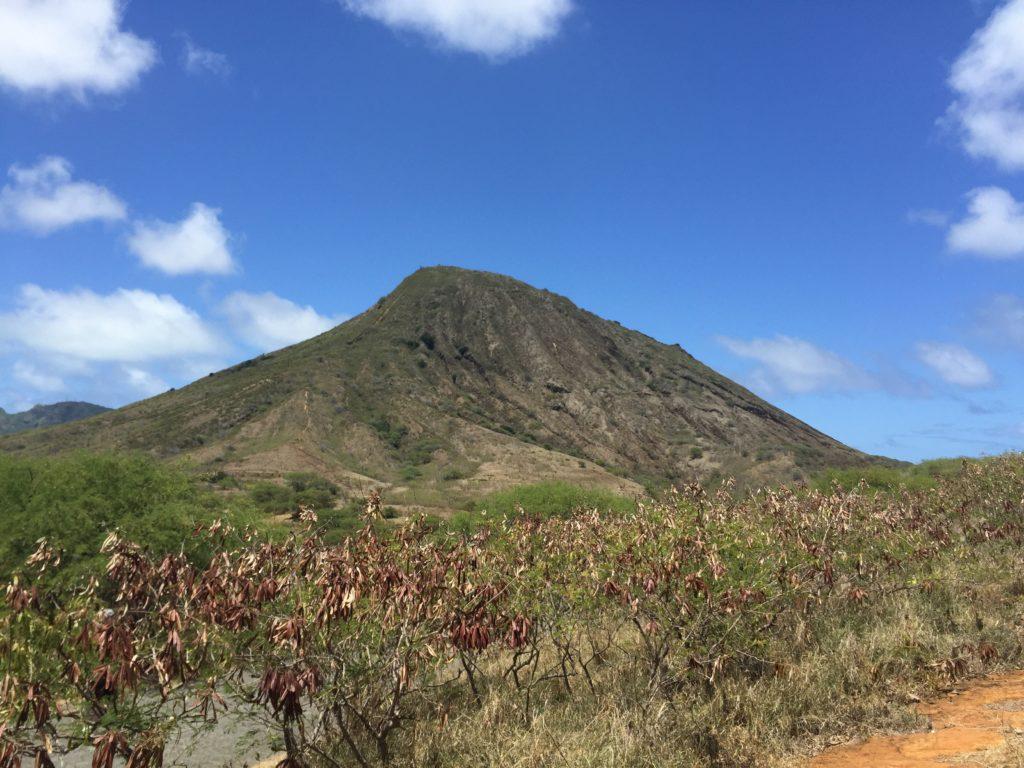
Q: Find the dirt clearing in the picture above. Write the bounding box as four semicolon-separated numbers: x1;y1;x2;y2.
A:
812;670;1024;767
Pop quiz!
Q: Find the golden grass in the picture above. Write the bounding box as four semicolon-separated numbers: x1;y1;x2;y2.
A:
388;554;1024;768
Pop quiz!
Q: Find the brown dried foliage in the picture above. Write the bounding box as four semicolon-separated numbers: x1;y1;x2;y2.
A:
2;457;1024;766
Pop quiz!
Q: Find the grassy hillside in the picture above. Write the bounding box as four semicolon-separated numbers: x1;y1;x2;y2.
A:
0;268;886;504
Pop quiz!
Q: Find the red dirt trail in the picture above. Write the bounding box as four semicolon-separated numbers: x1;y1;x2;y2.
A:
811;670;1024;767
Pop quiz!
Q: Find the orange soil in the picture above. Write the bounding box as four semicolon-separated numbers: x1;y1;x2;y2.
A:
811;670;1024;767
251;755;286;768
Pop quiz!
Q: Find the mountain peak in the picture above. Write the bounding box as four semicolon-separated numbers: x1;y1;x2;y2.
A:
1;269;880;502
0;401;110;437
391;265;541;298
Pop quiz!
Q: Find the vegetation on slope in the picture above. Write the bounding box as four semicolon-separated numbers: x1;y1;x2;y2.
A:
247;472;341;515
812;457;965;493
0;453;263;580
471;480;635;518
447;480;636;534
0;268;880;495
2;454;1024;767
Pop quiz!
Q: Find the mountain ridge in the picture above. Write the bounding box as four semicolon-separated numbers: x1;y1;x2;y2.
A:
0;267;882;501
0;401;111;437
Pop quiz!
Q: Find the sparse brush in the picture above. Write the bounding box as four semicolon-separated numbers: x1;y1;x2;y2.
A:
2;455;1024;767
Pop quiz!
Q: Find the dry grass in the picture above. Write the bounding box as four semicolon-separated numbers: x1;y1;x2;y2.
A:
391;553;1024;768
7;457;1024;768
946;733;1024;767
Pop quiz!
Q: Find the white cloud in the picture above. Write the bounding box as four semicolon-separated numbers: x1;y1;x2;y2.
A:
341;0;573;58
915;342;993;388
12;361;64;392
948;187;1024;258
717;335;873;395
947;0;1024;170
123;366;168;396
180;35;230;77
177;357;229;382
127;203;236;275
0;0;156;98
907;208;949;227
0;284;221;363
978;294;1024;347
221;291;344;351
0;156;126;234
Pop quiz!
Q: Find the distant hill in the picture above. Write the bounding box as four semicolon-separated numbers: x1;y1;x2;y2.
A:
0;267;883;502
0;401;111;437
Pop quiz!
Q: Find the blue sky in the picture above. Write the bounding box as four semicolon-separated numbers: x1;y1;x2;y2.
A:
2;0;1024;462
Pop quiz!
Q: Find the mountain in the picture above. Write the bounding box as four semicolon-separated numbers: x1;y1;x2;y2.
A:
0;268;879;503
0;401;111;437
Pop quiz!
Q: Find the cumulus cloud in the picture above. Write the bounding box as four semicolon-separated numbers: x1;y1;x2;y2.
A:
0;0;156;98
123;366;168;396
127;203;236;275
948;187;1024;258
0;284;221;363
179;35;230;77
717;335;873;395
915;342;993;388
0;156;126;234
947;0;1024;170
341;0;573;58
221;291;344;351
12;361;64;393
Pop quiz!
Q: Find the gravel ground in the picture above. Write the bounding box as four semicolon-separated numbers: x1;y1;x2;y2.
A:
51;711;276;767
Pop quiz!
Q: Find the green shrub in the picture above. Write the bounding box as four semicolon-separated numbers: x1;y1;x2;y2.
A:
249;481;296;514
475;481;635;520
291;473;339;510
370;417;409;449
314;500;392;543
285;472;339;496
248;472;340;514
404;439;441;466
0;452;260;579
201;469;241;489
813;460;967;494
315;506;364;543
447;510;479;536
217;473;242;489
294;487;336;510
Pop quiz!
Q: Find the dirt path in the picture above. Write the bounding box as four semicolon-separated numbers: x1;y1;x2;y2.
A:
251;754;286;768
811;670;1024;767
